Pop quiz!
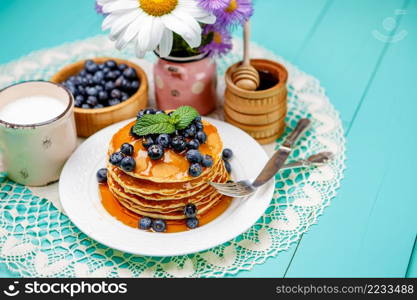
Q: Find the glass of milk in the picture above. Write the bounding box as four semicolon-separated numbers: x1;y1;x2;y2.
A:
0;81;77;186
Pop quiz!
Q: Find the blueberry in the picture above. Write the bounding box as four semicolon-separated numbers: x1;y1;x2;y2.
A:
96;168;107;183
171;136;187;152
95;85;104;92
129;80;140;92
119;143;133;156
115;76;128;89
108;98;121;106
152;219;166;232
183;124;196;138
74;100;82;108
222;148;233;161
186;139;200;150
81;103;91;109
139;217;152;230
121;92;129;102
109;151;124;166
75;94;85;103
105;81;115;91
102;67;110;74
189;163;202;177
85;59;94;67
105;71;117;80
202;155;213;168
93;71;104;84
110;89;122;99
147;144;164;160
224;160;232;174
77;85;86;95
79;70;87;76
120;156;136;172
123;67;137;80
86;96;98;106
142;136;154;149
86;62;98;74
186;149;203;163
194;116;202;122
130;126;141;139
98;63;105;70
105;60;117;69
98;91;108;102
156;134;171;148
184;203;197;218
118;63;128;71
196;131;207;144
195;121;203;131
144;108;156;114
86;87;97;96
155;110;165;114
94;104;105;108
137;110;145;119
186;217;199;229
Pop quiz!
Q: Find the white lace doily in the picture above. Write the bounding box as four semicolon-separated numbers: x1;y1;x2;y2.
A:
0;35;346;277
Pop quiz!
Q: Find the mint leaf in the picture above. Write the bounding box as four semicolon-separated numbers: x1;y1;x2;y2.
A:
171;106;199;130
132;106;200;136
133;114;175;136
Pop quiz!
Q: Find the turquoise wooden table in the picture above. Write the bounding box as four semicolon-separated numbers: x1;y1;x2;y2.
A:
0;0;416;278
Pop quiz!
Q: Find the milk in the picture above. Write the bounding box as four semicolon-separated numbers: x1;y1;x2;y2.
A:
0;95;67;125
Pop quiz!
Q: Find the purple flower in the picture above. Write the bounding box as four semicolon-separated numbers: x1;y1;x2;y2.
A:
197;0;229;12
95;0;105;15
215;0;254;26
200;25;233;57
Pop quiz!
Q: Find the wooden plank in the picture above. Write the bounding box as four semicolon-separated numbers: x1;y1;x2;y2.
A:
286;0;416;277
0;0;103;64
233;0;331;278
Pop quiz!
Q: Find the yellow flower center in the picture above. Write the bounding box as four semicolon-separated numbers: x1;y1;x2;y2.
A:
225;0;238;13
213;32;223;44
139;0;178;17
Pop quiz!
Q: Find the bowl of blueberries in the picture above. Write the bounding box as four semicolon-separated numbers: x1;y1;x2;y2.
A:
51;57;148;137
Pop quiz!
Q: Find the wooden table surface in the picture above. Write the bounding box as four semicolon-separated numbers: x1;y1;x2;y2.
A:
0;0;416;277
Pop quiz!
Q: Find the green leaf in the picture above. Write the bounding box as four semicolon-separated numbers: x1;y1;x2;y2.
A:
171;106;199;130
133;114;175;136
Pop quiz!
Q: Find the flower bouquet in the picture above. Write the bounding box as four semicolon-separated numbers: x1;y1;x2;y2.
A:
96;0;254;114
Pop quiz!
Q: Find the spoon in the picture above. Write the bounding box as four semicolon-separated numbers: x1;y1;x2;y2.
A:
231;21;260;91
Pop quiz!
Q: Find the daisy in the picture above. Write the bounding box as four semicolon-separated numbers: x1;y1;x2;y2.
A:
98;0;216;57
215;0;253;26
200;25;232;57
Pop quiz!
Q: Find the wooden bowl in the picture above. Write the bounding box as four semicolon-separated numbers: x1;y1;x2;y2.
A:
51;57;148;137
224;59;288;144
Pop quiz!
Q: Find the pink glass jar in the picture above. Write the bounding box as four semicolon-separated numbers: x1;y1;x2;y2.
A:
153;52;217;115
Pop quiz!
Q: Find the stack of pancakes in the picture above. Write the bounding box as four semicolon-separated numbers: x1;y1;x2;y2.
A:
106;120;230;220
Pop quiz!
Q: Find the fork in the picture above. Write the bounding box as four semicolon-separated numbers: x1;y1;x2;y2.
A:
210;118;312;198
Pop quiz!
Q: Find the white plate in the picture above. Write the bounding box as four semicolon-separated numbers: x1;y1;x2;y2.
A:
59;118;274;257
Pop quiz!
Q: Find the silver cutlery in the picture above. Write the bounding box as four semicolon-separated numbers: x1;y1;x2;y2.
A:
281;151;334;170
210;118;311;198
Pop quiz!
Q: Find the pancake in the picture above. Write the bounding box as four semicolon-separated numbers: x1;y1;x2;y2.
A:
108;120;223;182
104;116;231;224
107;157;225;196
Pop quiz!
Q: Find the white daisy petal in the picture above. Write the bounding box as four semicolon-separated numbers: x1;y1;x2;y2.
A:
148;19;165;50
115;13;144;50
162;14;200;48
102;0;138;13
135;37;147;58
137;15;154;52
195;14;216;24
109;10;139;39
159;29;173;57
